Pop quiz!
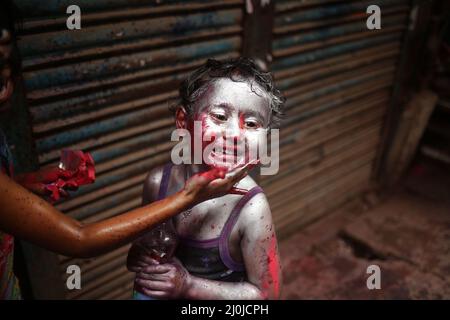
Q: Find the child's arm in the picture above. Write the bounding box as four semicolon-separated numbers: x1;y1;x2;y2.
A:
134;193;282;300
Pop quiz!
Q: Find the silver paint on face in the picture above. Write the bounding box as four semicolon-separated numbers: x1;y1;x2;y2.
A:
170;78;280;175
194;78;270;170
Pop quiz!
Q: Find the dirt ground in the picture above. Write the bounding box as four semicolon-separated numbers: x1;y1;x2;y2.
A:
279;160;450;299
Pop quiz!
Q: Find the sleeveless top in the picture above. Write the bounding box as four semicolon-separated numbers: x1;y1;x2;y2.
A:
0;128;22;300
161;163;264;282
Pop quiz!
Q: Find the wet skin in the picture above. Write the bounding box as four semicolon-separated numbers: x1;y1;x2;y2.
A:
0;165;249;258
129;78;282;299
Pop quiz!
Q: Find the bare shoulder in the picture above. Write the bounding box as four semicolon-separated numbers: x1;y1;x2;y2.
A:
142;164;166;204
235;174;259;191
237;179;273;235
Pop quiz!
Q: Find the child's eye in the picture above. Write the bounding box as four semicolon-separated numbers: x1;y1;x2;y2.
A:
212;113;227;121
244;120;260;129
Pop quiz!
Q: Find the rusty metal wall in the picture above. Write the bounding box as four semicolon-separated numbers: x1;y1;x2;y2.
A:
260;0;411;237
15;0;244;299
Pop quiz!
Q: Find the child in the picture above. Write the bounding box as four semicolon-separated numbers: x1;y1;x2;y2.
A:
127;58;285;300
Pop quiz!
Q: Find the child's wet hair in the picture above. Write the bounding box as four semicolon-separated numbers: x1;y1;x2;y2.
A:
171;57;286;128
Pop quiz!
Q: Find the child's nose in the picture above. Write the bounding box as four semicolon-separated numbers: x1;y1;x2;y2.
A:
224;120;243;141
222;122;246;153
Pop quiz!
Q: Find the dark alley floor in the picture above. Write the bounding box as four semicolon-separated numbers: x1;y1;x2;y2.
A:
279;159;450;299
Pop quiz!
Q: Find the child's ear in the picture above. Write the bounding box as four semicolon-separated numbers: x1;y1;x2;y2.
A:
175;106;188;129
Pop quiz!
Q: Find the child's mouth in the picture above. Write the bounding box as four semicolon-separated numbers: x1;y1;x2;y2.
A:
208;149;246;169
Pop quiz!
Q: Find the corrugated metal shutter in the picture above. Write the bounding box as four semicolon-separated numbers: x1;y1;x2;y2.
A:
260;0;411;237
16;0;244;299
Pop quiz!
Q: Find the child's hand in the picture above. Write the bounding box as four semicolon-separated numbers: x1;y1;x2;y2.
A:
183;160;258;205
126;243;159;273
134;258;190;299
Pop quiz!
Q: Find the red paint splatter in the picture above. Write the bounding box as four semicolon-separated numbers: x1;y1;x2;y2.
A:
261;234;280;298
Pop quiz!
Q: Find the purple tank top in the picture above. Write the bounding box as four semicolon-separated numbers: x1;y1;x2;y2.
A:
160;163;263;282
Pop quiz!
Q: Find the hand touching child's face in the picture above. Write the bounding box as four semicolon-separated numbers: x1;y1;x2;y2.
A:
189;78;270;170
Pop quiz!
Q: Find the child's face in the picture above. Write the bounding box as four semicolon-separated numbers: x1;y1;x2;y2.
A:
189;77;270;170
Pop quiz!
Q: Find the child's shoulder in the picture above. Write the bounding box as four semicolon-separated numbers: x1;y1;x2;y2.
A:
237;176;271;219
144;164;165;187
143;163;185;201
142;164;167;203
235;177;273;238
235;174;259;190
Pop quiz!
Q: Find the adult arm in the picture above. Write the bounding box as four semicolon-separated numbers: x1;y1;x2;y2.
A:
0;166;248;258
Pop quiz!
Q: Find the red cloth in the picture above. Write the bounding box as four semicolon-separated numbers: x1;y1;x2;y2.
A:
46;150;96;202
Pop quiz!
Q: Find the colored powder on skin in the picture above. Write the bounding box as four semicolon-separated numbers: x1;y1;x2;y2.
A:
265;234;280;298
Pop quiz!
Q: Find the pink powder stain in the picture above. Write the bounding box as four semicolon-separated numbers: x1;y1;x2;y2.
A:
261;233;280;298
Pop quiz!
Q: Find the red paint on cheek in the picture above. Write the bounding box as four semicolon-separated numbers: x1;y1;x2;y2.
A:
193;114;217;154
239;114;245;130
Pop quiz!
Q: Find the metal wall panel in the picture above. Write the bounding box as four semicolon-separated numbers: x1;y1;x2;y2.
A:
14;0;413;299
16;0;244;299
261;0;411;237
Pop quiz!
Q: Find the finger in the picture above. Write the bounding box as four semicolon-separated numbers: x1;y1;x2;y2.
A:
227;166;249;184
136;272;168;281
136;278;173;291
127;253;158;272
237;159;260;173
128;266;142;273
200;167;227;182
229;159;260;182
39;167;72;182
130;256;159;268
131;260;149;270
139;247;162;264
58;169;73;179
138;286;169;299
141;280;173;292
130;251;160;266
215;168;227;179
143;264;172;274
229;187;248;195
136;275;174;290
